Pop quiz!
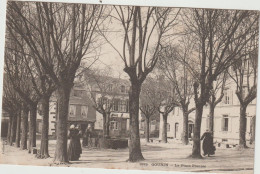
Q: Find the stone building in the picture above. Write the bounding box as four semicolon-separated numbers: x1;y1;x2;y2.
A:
37;87;96;136
159;81;257;145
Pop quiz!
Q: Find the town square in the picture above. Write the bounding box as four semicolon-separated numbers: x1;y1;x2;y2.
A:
0;0;259;174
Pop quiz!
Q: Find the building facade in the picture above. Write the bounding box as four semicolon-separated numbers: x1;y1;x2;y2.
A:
89;77;131;138
159;81;257;145
37;87;96;136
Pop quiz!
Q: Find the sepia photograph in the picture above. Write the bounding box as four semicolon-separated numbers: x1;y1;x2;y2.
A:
0;0;259;174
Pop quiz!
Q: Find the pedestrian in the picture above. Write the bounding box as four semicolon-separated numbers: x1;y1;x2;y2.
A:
82;125;91;147
75;125;82;156
82;129;87;147
200;129;215;157
68;124;82;161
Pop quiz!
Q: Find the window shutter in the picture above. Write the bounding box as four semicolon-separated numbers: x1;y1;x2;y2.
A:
228;117;232;132
221;117;224;131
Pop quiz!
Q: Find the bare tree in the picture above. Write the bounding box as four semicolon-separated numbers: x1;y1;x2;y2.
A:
6;1;104;163
228;19;258;148
156;76;179;143
140;77;159;143
207;72;228;145
6;8;57;157
4;38;40;153
181;9;258;158
157;40;195;145
103;5;180;162
2;75;22;147
84;69;119;138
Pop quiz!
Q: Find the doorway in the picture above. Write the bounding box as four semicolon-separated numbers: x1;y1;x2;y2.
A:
188;121;194;138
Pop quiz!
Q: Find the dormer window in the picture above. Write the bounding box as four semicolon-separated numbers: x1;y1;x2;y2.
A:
223;89;233;105
81;106;88;117
69;105;76;117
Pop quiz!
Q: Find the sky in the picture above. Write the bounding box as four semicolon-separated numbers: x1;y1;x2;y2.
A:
84;6;182;79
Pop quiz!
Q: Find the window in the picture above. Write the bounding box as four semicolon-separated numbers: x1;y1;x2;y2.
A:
113;99;119;111
81;106;88;117
223;89;233;105
118;100;123;112
222;115;229;131
118;100;127;112
121;85;126;93
106;99;112;110
175;123;179;132
122;101;127;112
111;99;129;112
222;139;228;142
69;105;76;117
110;121;118;130
126;100;129;112
167;123;170;132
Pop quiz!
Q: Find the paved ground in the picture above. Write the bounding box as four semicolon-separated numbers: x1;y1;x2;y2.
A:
0;139;255;174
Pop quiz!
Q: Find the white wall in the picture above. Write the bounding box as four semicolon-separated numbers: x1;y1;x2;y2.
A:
159;78;257;144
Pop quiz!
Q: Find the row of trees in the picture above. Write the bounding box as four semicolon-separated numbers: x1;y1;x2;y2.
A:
139;9;258;159
4;1;104;162
2;1;259;163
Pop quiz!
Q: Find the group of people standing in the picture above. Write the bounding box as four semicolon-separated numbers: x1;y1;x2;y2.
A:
67;124;94;161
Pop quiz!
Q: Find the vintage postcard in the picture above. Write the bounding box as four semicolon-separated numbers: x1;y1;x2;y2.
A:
0;0;259;174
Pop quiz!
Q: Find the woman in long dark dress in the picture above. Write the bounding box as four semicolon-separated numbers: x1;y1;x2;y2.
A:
68;125;82;161
75;125;82;155
200;130;215;156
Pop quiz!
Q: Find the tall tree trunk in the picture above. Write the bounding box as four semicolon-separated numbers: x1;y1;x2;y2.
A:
239;104;247;148
106;112;110;137
128;82;144;162
28;104;37;153
191;104;203;158
209;102;215;145
145;117;149;143
20;106;29;150
39;95;51;158
7;116;13;145
53;86;71;163
15;111;21;148
182;111;189;145
103;113;107;138
250;116;256;144
162;114;168;143
10;115;17;146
